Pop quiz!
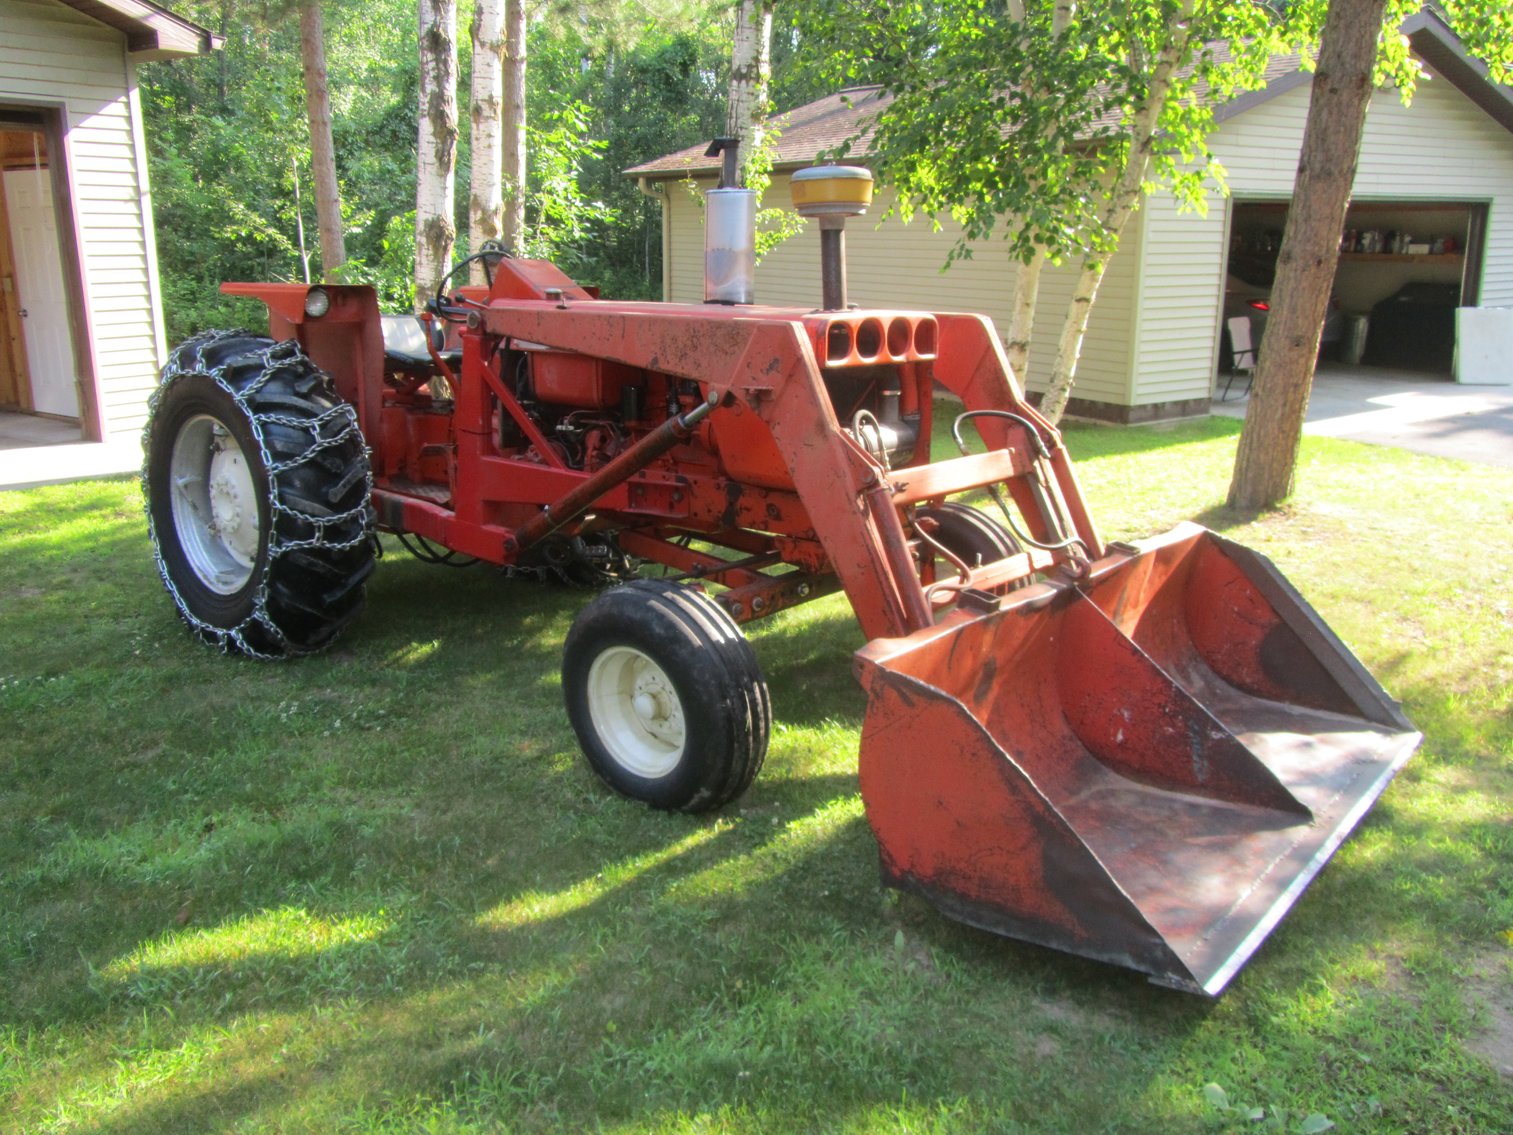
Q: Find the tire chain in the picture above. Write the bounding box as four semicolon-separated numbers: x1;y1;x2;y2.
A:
142;329;375;659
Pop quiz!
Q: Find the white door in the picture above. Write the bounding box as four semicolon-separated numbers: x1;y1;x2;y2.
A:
4;168;80;418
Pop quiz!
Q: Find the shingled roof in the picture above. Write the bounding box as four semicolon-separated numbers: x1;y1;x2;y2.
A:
624;86;889;178
624;10;1513;180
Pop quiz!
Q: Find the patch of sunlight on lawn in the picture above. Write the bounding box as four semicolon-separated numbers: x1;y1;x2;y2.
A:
385;639;441;667
103;907;393;979
663;794;865;901
476;826;724;929
39;1026;230;1134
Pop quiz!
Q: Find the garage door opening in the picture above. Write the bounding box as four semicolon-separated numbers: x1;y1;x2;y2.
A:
1;108;89;442
1222;199;1487;379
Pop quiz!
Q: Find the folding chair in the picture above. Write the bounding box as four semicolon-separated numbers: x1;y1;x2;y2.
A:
1222;315;1257;401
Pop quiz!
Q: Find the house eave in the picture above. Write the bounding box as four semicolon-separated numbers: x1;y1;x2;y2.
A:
52;0;221;60
1401;8;1513;136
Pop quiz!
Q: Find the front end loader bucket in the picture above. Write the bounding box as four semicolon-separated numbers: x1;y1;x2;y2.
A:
853;523;1419;995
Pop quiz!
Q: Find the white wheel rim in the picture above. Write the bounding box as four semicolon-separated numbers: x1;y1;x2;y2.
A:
168;413;262;595
585;645;686;778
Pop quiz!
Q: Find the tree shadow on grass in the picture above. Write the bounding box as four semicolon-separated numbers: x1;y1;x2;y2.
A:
65;772;1232;1134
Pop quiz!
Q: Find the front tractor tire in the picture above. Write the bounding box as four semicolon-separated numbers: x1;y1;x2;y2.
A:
143;331;375;657
916;501;1023;568
563;580;770;812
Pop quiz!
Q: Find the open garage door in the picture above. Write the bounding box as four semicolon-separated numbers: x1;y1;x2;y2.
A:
0;109;91;439
1223;199;1486;378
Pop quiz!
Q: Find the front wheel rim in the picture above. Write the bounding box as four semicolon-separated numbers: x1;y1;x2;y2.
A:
585;645;687;778
168;413;262;595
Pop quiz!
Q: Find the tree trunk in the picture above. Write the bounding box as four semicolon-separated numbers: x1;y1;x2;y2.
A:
415;0;459;312
1002;251;1045;381
469;0;504;284
291;154;311;285
998;3;1062;385
299;0;345;281
726;0;773;184
1038;0;1192;423
1040;255;1111;423
1228;0;1387;510
501;0;527;253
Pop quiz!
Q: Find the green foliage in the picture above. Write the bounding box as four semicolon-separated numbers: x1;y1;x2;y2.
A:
335;212;419;311
141;0;422;337
140;2;756;329
1419;0;1513;81
1201;1082;1336;1132
792;0;1299;266
516;101;617;266
521;12;733;296
791;0;1513;273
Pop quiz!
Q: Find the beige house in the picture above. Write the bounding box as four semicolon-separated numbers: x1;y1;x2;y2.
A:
1;0;215;446
628;11;1513;422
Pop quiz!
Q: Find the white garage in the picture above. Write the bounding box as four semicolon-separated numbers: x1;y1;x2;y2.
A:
628;10;1513;421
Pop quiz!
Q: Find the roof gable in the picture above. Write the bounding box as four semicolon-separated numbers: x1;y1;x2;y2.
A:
626;85;888;179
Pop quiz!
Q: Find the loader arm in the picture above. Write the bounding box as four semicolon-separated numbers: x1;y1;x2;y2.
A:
478;299;1104;640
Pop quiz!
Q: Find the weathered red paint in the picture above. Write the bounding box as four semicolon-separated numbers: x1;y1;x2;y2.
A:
854;525;1418;994
223;260;1417;995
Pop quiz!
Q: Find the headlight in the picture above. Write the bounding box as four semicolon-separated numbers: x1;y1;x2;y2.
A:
304;287;331;318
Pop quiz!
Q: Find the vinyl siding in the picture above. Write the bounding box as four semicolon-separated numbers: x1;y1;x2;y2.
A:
1;0;167;437
1125;191;1229;406
664;176;1138;405
1130;71;1513;406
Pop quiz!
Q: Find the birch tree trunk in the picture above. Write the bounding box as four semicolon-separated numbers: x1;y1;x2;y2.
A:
469;0;504;283
1002;252;1045;380
1227;0;1387;509
726;0;773;184
1000;2;1065;382
299;0;344;281
501;0;527;253
415;0;458;312
1038;0;1193;424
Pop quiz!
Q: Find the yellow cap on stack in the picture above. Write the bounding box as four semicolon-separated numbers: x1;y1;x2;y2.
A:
791;165;874;218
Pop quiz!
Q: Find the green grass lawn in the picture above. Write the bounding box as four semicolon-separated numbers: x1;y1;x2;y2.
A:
2;415;1510;1133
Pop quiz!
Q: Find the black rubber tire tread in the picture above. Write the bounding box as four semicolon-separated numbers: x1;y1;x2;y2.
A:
649;582;771;805
917;501;1023;567
144;330;374;657
562;579;769;813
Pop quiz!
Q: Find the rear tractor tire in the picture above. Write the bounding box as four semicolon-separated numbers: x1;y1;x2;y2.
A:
563;580;770;812
143;330;375;657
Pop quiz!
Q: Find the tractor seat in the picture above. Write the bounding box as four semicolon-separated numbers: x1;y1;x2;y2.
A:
380;314;462;371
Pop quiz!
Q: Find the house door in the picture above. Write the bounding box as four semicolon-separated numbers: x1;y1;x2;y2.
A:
3;164;80;418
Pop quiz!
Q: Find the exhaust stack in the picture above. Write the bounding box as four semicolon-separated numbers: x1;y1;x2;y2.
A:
792;164;874;311
704;137;757;305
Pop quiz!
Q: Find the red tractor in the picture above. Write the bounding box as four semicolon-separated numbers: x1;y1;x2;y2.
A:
143;157;1418;994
